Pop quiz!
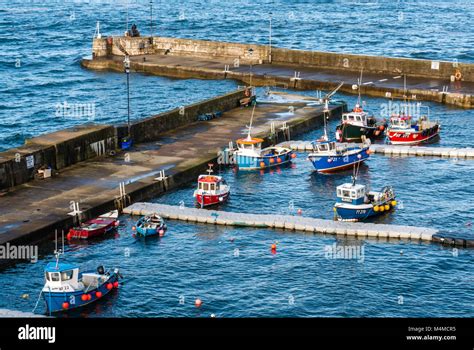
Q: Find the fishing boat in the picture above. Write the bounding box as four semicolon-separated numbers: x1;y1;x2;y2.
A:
133;214;167;237
233;104;295;170
41;233;121;314
335;104;387;142
67;210;119;240
193;164;230;207
307;95;370;174
333;166;396;221
386;114;440;145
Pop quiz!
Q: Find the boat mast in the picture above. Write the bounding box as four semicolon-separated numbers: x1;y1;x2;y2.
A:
245;104;257;141
357;68;363;106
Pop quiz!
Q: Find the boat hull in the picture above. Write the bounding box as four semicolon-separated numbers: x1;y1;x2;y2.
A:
235;150;293;170
195;192;230;207
68;221;117;239
336;123;383;142
42;273;119;314
387;125;440;145
309;148;369;173
334;200;395;222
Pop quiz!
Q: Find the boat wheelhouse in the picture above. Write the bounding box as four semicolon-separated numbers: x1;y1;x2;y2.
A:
193;165;230;207
335;104;386;142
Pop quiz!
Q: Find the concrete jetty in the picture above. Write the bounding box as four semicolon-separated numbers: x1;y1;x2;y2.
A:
122;202;437;242
0;309;46;318
0;91;344;252
82;36;474;108
277;140;474;159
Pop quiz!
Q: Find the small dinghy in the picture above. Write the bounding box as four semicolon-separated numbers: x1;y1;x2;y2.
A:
67;210;119;240
134;213;167;237
41;233;121;314
333;165;397;222
193;164;230;207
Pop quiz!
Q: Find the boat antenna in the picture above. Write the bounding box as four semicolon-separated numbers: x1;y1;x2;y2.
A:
357;68;363;106
352;161;361;186
320;82;343;142
207;163;214;175
245;103;257;141
54;229;64;268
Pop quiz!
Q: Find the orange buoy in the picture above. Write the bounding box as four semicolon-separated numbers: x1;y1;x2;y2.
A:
87;294;92;301
113;281;119;288
66;233;72;240
271;243;277;251
366;149;372;155
269;158;275;164
106;283;113;290
297;208;303;215
95;291;102;298
291;153;297;159
276;157;282;163
195;299;203;308
159;229;165;237
132;226;136;231
259;161;265;168
81;294;88;301
62;302;69;310
379;125;385;131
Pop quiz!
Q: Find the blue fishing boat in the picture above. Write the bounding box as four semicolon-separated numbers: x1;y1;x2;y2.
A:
307;140;370;173
133;214;167;237
333;178;397;222
233;104;295;170
41;235;121;314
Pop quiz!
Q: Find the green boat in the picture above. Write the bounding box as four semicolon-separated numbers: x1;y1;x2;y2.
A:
335;104;387;142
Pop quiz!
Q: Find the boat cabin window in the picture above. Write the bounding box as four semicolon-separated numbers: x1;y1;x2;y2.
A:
348;115;355;121
61;270;74;281
46;272;60;282
356;116;361;122
203;183;209;191
209;183;216;191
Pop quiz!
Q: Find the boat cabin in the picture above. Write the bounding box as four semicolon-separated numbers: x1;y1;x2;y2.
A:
197;175;224;193
313;141;337;153
336;183;366;205
389;115;413;129
342;109;368;127
235;137;264;157
44;262;80;290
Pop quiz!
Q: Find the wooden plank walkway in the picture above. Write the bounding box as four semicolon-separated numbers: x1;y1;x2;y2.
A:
277;141;474;159
123;203;437;241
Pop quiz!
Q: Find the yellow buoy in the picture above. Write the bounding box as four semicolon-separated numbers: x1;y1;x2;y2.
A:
385;204;390;211
379;205;384;212
391;200;397;207
373;206;379;212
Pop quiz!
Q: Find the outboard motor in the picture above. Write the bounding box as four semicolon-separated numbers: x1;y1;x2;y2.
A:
97;265;105;275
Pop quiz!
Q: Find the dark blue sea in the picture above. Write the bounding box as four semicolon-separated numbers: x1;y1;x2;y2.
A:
0;0;473;317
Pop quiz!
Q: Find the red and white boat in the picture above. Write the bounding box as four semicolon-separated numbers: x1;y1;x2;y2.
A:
193;164;230;208
386;114;440;145
67;210;119;240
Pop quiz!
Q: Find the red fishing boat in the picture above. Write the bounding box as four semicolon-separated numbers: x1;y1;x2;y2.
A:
193;164;230;207
67;210;119;240
386;114;440;145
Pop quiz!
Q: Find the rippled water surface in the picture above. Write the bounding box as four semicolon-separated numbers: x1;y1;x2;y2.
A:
0;0;473;317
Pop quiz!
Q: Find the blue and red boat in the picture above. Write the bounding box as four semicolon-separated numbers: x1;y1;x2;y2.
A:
41;242;121;314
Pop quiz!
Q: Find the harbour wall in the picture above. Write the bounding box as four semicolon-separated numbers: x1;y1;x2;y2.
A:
0;90;245;192
93;36;474;82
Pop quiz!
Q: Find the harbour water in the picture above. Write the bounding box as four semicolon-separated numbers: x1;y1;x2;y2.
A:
0;1;473;317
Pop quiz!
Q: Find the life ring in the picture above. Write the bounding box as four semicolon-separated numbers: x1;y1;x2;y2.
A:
454;69;462;81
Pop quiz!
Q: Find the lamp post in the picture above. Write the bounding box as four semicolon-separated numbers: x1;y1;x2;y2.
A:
150;0;153;37
269;12;272;63
248;48;254;87
124;55;131;137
